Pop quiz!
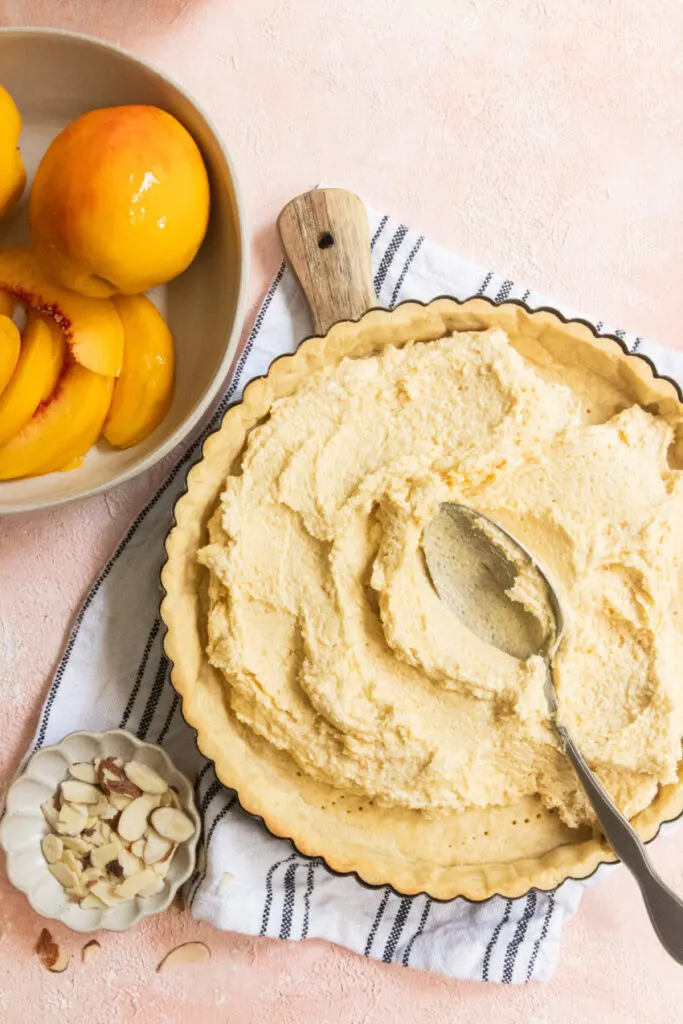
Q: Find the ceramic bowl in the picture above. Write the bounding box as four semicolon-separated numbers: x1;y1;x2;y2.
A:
0;729;200;932
0;28;248;515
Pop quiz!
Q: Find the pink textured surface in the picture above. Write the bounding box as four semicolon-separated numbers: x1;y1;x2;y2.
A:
1;1;683;1020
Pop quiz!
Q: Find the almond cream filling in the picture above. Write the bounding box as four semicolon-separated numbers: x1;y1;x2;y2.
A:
200;329;683;829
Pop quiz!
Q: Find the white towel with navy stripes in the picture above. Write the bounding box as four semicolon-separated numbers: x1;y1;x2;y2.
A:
27;200;682;983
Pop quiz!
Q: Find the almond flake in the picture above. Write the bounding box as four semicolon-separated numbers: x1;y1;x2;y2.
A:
88;794;111;817
55;803;88;836
150;808;195;843
131;839;145;858
97;757;142;799
49;861;79;889
60;835;92;855
60;780;102;805
88;880;123;907
117;795;158;843
90;841;124;871
41;834;63;864
61;849;82;878
81;939;101;963
152;858;172;876
81;867;103;885
217;872;234;895
138;875;165;898
66;885;90;903
143;830;173;865
118;848;143;878
115;869;157;899
107;793;133;812
124;761;168;795
36;929;70;973
80;893;106;910
69;762;97;784
40;801;60;829
156;942;211;973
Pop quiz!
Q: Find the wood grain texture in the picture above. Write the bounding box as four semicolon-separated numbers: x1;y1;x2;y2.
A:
278;189;376;334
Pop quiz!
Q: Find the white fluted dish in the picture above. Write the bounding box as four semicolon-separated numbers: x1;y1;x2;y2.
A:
0;729;200;932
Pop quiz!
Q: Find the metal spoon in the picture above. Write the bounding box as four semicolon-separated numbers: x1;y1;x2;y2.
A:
423;502;683;964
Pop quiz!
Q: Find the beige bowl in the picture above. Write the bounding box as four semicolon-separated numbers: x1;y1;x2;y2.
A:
0;28;248;515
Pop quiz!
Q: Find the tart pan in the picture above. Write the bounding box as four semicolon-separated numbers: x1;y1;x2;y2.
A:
160;190;683;901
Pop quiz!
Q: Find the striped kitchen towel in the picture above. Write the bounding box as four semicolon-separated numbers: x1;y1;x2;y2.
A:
25;201;680;983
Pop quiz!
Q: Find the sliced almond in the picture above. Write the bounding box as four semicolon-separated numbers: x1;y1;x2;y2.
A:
152;858;172;876
55;803;88;836
81;939;101;963
41;834;63;864
49;861;79;889
88;880;123;907
131;839;145;858
217;871;234;895
150;808;195;844
107;793;133;812
36;929;70;973
83;821;112;847
60;835;92;855
124;761;168;795
102;803;120;821
81;866;103;885
61;849;82;878
97;757;142;799
117;795;158;843
88;794;111;817
68;762;97;784
156;942;211;973
143;830;173;865
118;848;143;878
40;801;60;829
80;893;106;910
66;885;90;903
138;875;165;897
60;780;102;805
115;869;157;899
90;841;124;871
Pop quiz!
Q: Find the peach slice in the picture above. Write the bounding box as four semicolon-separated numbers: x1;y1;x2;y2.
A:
0;360;113;480
0;246;123;377
0;314;21;400
0;313;66;448
103;295;174;448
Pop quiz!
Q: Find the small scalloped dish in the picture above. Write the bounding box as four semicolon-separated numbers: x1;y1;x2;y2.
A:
0;729;200;932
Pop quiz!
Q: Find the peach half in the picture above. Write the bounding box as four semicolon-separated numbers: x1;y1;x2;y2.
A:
0;360;113;480
0;247;124;377
104;295;175;449
0;314;21;400
0;313;66;448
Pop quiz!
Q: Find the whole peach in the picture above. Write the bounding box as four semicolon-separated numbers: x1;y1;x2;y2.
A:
30;105;210;297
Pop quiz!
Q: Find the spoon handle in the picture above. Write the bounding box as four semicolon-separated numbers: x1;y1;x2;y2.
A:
561;728;683;964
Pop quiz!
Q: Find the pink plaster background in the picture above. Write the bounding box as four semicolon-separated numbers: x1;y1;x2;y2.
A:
1;1;683;1021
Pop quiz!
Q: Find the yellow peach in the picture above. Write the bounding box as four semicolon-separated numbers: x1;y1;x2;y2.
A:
0;85;26;218
30;105;210;297
104;295;174;448
0;314;21;399
0;246;123;376
0;313;66;448
0;360;113;479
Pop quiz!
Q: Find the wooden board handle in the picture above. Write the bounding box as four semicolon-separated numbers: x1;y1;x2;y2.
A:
278;188;377;335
